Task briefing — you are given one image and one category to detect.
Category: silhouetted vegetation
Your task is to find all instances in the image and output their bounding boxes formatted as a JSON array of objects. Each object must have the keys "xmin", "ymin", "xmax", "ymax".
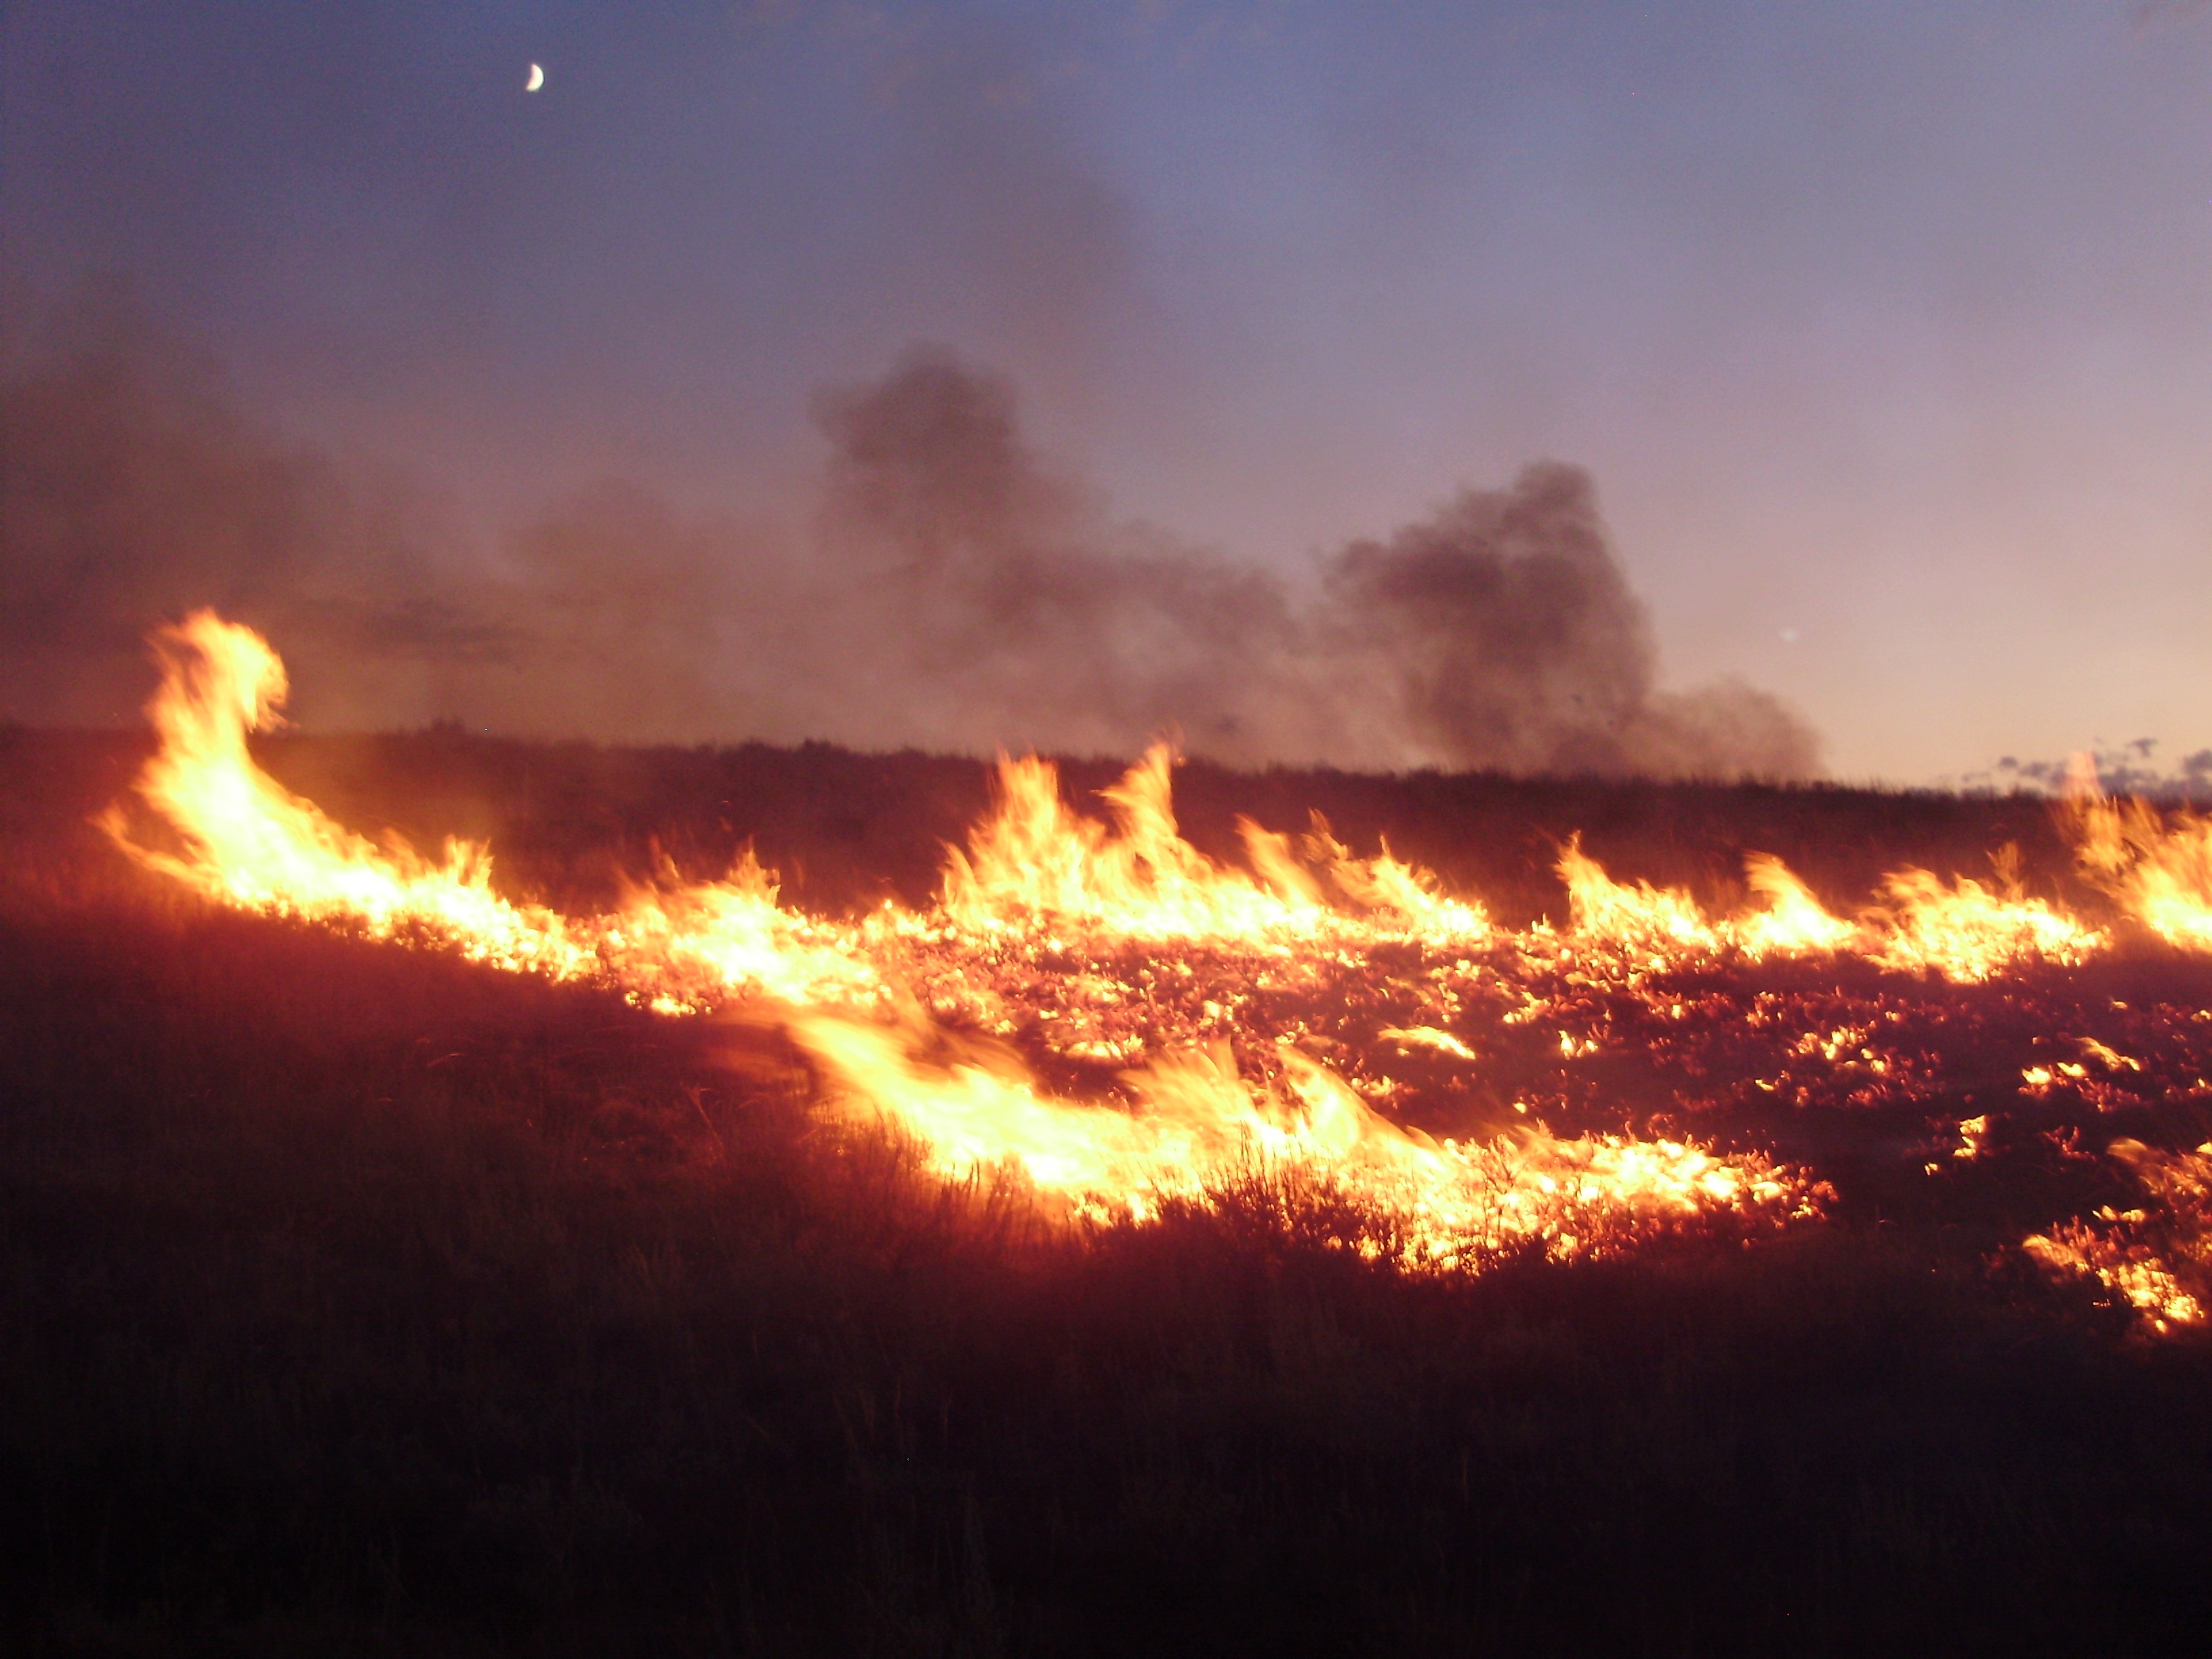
[
  {"xmin": 5, "ymin": 724, "xmax": 2125, "ymax": 922},
  {"xmin": 6, "ymin": 731, "xmax": 2211, "ymax": 1656}
]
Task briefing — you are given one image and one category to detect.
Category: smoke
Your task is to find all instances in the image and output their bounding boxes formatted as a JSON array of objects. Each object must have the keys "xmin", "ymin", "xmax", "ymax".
[
  {"xmin": 0, "ymin": 297, "xmax": 402, "ymax": 724},
  {"xmin": 1321, "ymin": 464, "xmax": 1814, "ymax": 777},
  {"xmin": 800, "ymin": 349, "xmax": 1319, "ymax": 759},
  {"xmin": 0, "ymin": 291, "xmax": 771, "ymax": 737},
  {"xmin": 1, "ymin": 309, "xmax": 1818, "ymax": 779},
  {"xmin": 1324, "ymin": 489, "xmax": 1818, "ymax": 777},
  {"xmin": 798, "ymin": 348, "xmax": 1818, "ymax": 776}
]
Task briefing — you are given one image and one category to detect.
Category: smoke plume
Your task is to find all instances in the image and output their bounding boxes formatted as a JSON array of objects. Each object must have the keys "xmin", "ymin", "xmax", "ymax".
[{"xmin": 2, "ymin": 313, "xmax": 1818, "ymax": 779}]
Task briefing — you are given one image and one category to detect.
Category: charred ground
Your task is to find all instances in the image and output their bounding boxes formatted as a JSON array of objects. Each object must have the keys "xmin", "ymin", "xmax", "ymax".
[{"xmin": 5, "ymin": 729, "xmax": 2212, "ymax": 1656}]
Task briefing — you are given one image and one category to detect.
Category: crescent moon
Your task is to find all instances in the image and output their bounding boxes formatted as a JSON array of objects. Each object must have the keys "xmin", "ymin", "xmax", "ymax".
[{"xmin": 525, "ymin": 62, "xmax": 544, "ymax": 91}]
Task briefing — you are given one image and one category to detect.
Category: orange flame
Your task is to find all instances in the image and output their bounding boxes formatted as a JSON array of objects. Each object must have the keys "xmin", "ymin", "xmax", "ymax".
[
  {"xmin": 1556, "ymin": 834, "xmax": 1717, "ymax": 956},
  {"xmin": 941, "ymin": 745, "xmax": 1490, "ymax": 947},
  {"xmin": 794, "ymin": 1011, "xmax": 1811, "ymax": 1263},
  {"xmin": 2067, "ymin": 790, "xmax": 2212, "ymax": 953},
  {"xmin": 104, "ymin": 611, "xmax": 880, "ymax": 1005},
  {"xmin": 1553, "ymin": 840, "xmax": 1860, "ymax": 964},
  {"xmin": 2023, "ymin": 1139, "xmax": 2212, "ymax": 1334},
  {"xmin": 1734, "ymin": 853, "xmax": 1858, "ymax": 958},
  {"xmin": 104, "ymin": 613, "xmax": 598, "ymax": 978},
  {"xmin": 98, "ymin": 614, "xmax": 1894, "ymax": 1269},
  {"xmin": 1864, "ymin": 854, "xmax": 2104, "ymax": 981}
]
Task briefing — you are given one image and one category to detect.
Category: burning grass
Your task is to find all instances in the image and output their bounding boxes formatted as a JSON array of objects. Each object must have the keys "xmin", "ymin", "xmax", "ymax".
[{"xmin": 7, "ymin": 615, "xmax": 2212, "ymax": 1653}]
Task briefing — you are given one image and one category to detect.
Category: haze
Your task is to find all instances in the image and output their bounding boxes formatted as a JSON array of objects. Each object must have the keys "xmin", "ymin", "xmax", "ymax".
[{"xmin": 5, "ymin": 2, "xmax": 2208, "ymax": 784}]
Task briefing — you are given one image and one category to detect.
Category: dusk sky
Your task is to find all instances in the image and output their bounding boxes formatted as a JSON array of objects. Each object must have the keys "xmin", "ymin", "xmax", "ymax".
[{"xmin": 5, "ymin": 1, "xmax": 2209, "ymax": 784}]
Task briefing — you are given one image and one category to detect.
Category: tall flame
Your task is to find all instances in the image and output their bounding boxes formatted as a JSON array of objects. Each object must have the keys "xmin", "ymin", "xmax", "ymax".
[
  {"xmin": 104, "ymin": 611, "xmax": 879, "ymax": 1005},
  {"xmin": 2068, "ymin": 790, "xmax": 2212, "ymax": 953},
  {"xmin": 106, "ymin": 613, "xmax": 598, "ymax": 978},
  {"xmin": 941, "ymin": 745, "xmax": 1491, "ymax": 947},
  {"xmin": 1735, "ymin": 853, "xmax": 1858, "ymax": 958},
  {"xmin": 1557, "ymin": 835, "xmax": 1717, "ymax": 957}
]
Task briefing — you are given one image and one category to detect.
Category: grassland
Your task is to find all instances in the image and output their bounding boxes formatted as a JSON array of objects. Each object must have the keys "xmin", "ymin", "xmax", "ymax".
[{"xmin": 5, "ymin": 728, "xmax": 2211, "ymax": 1656}]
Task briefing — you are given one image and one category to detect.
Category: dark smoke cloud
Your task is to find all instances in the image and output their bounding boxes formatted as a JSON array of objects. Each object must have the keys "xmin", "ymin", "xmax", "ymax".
[
  {"xmin": 1, "ymin": 308, "xmax": 1818, "ymax": 779},
  {"xmin": 800, "ymin": 350, "xmax": 1318, "ymax": 759},
  {"xmin": 800, "ymin": 348, "xmax": 1817, "ymax": 776},
  {"xmin": 1322, "ymin": 469, "xmax": 1818, "ymax": 777}
]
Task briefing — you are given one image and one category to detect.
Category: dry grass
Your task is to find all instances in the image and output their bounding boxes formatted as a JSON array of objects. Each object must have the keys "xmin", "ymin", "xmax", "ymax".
[{"xmin": 5, "ymin": 729, "xmax": 2212, "ymax": 1656}]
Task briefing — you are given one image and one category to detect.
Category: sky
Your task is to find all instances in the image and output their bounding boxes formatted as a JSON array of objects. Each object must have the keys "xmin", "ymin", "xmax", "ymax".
[{"xmin": 3, "ymin": 1, "xmax": 2209, "ymax": 784}]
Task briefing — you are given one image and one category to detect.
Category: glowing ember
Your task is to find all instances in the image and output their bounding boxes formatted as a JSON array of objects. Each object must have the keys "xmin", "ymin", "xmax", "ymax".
[{"xmin": 2024, "ymin": 1141, "xmax": 2212, "ymax": 1334}]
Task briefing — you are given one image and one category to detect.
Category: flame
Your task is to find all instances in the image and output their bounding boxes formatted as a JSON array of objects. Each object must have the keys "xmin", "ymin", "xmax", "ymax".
[
  {"xmin": 1556, "ymin": 835, "xmax": 1717, "ymax": 956},
  {"xmin": 597, "ymin": 853, "xmax": 884, "ymax": 1008},
  {"xmin": 1553, "ymin": 840, "xmax": 1858, "ymax": 963},
  {"xmin": 1735, "ymin": 853, "xmax": 1858, "ymax": 958},
  {"xmin": 104, "ymin": 611, "xmax": 878, "ymax": 1005},
  {"xmin": 943, "ymin": 745, "xmax": 1311, "ymax": 942},
  {"xmin": 104, "ymin": 614, "xmax": 2212, "ymax": 1326},
  {"xmin": 2023, "ymin": 1140, "xmax": 2212, "ymax": 1334},
  {"xmin": 1291, "ymin": 814, "xmax": 1494, "ymax": 941},
  {"xmin": 2067, "ymin": 790, "xmax": 2212, "ymax": 952},
  {"xmin": 104, "ymin": 613, "xmax": 598, "ymax": 978},
  {"xmin": 794, "ymin": 1011, "xmax": 1811, "ymax": 1263},
  {"xmin": 941, "ymin": 745, "xmax": 1490, "ymax": 947},
  {"xmin": 95, "ymin": 619, "xmax": 1805, "ymax": 1274},
  {"xmin": 1864, "ymin": 855, "xmax": 2105, "ymax": 981},
  {"xmin": 1549, "ymin": 831, "xmax": 2106, "ymax": 981}
]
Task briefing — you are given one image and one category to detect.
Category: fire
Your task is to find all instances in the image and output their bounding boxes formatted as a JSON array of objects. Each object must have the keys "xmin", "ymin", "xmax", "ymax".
[
  {"xmin": 103, "ymin": 613, "xmax": 599, "ymax": 980},
  {"xmin": 794, "ymin": 1010, "xmax": 1809, "ymax": 1264},
  {"xmin": 941, "ymin": 744, "xmax": 1490, "ymax": 947},
  {"xmin": 1556, "ymin": 835, "xmax": 1717, "ymax": 958},
  {"xmin": 105, "ymin": 613, "xmax": 2212, "ymax": 1302},
  {"xmin": 1547, "ymin": 836, "xmax": 2093, "ymax": 981},
  {"xmin": 1864, "ymin": 859, "xmax": 2106, "ymax": 982},
  {"xmin": 2068, "ymin": 791, "xmax": 2212, "ymax": 952},
  {"xmin": 2024, "ymin": 1141, "xmax": 2212, "ymax": 1334},
  {"xmin": 1553, "ymin": 838, "xmax": 1868, "ymax": 967},
  {"xmin": 104, "ymin": 612, "xmax": 880, "ymax": 1005},
  {"xmin": 1735, "ymin": 853, "xmax": 1858, "ymax": 958}
]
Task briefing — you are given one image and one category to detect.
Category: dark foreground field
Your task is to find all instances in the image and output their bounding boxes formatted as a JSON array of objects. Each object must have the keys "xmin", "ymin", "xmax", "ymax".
[{"xmin": 6, "ymin": 729, "xmax": 2212, "ymax": 1656}]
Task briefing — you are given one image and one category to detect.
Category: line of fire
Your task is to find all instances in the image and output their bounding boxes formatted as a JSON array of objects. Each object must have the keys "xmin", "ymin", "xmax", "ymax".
[{"xmin": 100, "ymin": 611, "xmax": 2212, "ymax": 1330}]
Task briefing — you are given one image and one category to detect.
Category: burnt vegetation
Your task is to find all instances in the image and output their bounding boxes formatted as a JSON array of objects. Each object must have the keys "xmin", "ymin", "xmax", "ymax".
[{"xmin": 7, "ymin": 728, "xmax": 2212, "ymax": 1657}]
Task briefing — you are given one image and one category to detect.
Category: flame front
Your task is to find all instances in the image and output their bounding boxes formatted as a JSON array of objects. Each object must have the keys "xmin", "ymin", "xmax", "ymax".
[
  {"xmin": 793, "ymin": 1012, "xmax": 1805, "ymax": 1263},
  {"xmin": 1545, "ymin": 835, "xmax": 2098, "ymax": 981},
  {"xmin": 105, "ymin": 613, "xmax": 599, "ymax": 979},
  {"xmin": 105, "ymin": 613, "xmax": 878, "ymax": 1004},
  {"xmin": 2069, "ymin": 791, "xmax": 2212, "ymax": 954},
  {"xmin": 100, "ymin": 614, "xmax": 2212, "ymax": 1292},
  {"xmin": 941, "ymin": 744, "xmax": 1491, "ymax": 948}
]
